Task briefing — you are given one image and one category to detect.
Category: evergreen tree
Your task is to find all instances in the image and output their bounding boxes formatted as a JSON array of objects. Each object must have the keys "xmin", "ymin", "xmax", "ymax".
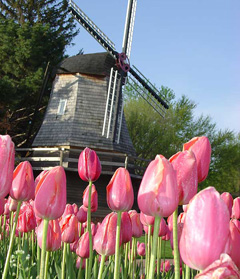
[{"xmin": 0, "ymin": 0, "xmax": 78, "ymax": 146}]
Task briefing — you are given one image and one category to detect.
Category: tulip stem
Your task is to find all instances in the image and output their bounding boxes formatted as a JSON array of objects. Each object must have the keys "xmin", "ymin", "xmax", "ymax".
[
  {"xmin": 157, "ymin": 236, "xmax": 162, "ymax": 279},
  {"xmin": 61, "ymin": 242, "xmax": 67, "ymax": 279},
  {"xmin": 147, "ymin": 224, "xmax": 152, "ymax": 276},
  {"xmin": 114, "ymin": 211, "xmax": 122, "ymax": 279},
  {"xmin": 173, "ymin": 207, "xmax": 180, "ymax": 279},
  {"xmin": 148, "ymin": 216, "xmax": 161, "ymax": 279},
  {"xmin": 44, "ymin": 251, "xmax": 50, "ymax": 279},
  {"xmin": 39, "ymin": 218, "xmax": 49, "ymax": 279},
  {"xmin": 2, "ymin": 201, "xmax": 22, "ymax": 279},
  {"xmin": 98, "ymin": 254, "xmax": 106, "ymax": 279},
  {"xmin": 185, "ymin": 265, "xmax": 190, "ymax": 279},
  {"xmin": 87, "ymin": 181, "xmax": 93, "ymax": 279}
]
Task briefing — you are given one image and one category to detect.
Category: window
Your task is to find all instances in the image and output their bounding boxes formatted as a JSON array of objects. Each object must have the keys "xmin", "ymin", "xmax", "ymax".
[{"xmin": 57, "ymin": 99, "xmax": 67, "ymax": 115}]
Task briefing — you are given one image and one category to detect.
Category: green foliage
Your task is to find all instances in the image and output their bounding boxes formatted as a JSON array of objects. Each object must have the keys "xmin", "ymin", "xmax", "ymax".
[
  {"xmin": 124, "ymin": 83, "xmax": 240, "ymax": 194},
  {"xmin": 0, "ymin": 0, "xmax": 78, "ymax": 146}
]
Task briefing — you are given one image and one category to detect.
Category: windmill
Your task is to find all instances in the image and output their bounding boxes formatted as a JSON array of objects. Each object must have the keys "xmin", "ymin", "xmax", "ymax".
[
  {"xmin": 28, "ymin": 0, "xmax": 169, "ymax": 214},
  {"xmin": 67, "ymin": 0, "xmax": 169, "ymax": 143}
]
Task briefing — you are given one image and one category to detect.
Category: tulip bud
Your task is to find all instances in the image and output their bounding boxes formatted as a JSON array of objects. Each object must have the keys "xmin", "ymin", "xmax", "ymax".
[
  {"xmin": 94, "ymin": 212, "xmax": 120, "ymax": 256},
  {"xmin": 0, "ymin": 135, "xmax": 15, "ymax": 199},
  {"xmin": 17, "ymin": 202, "xmax": 36, "ymax": 233},
  {"xmin": 137, "ymin": 242, "xmax": 145, "ymax": 256},
  {"xmin": 183, "ymin": 136, "xmax": 211, "ymax": 183},
  {"xmin": 8, "ymin": 196, "xmax": 18, "ymax": 212},
  {"xmin": 162, "ymin": 227, "xmax": 171, "ymax": 241},
  {"xmin": 60, "ymin": 214, "xmax": 79, "ymax": 243},
  {"xmin": 76, "ymin": 257, "xmax": 86, "ymax": 270},
  {"xmin": 34, "ymin": 170, "xmax": 48, "ymax": 188},
  {"xmin": 121, "ymin": 212, "xmax": 132, "ymax": 244},
  {"xmin": 228, "ymin": 219, "xmax": 240, "ymax": 269},
  {"xmin": 231, "ymin": 197, "xmax": 240, "ymax": 219},
  {"xmin": 138, "ymin": 155, "xmax": 178, "ymax": 218},
  {"xmin": 72, "ymin": 203, "xmax": 79, "ymax": 215},
  {"xmin": 36, "ymin": 219, "xmax": 61, "ymax": 251},
  {"xmin": 10, "ymin": 161, "xmax": 35, "ymax": 201},
  {"xmin": 129, "ymin": 210, "xmax": 143, "ymax": 238},
  {"xmin": 161, "ymin": 260, "xmax": 171, "ymax": 273},
  {"xmin": 0, "ymin": 198, "xmax": 4, "ymax": 215},
  {"xmin": 78, "ymin": 147, "xmax": 101, "ymax": 182},
  {"xmin": 158, "ymin": 218, "xmax": 168, "ymax": 237},
  {"xmin": 169, "ymin": 150, "xmax": 198, "ymax": 205},
  {"xmin": 76, "ymin": 205, "xmax": 87, "ymax": 223},
  {"xmin": 76, "ymin": 231, "xmax": 90, "ymax": 258},
  {"xmin": 195, "ymin": 254, "xmax": 240, "ymax": 279},
  {"xmin": 83, "ymin": 184, "xmax": 98, "ymax": 212},
  {"xmin": 179, "ymin": 187, "xmax": 230, "ymax": 271},
  {"xmin": 34, "ymin": 166, "xmax": 66, "ymax": 220},
  {"xmin": 221, "ymin": 192, "xmax": 233, "ymax": 216},
  {"xmin": 106, "ymin": 167, "xmax": 134, "ymax": 212},
  {"xmin": 140, "ymin": 212, "xmax": 155, "ymax": 226}
]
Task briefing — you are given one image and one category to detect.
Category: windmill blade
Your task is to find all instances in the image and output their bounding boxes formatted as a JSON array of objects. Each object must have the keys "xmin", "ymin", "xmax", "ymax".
[
  {"xmin": 68, "ymin": 0, "xmax": 117, "ymax": 58},
  {"xmin": 128, "ymin": 65, "xmax": 169, "ymax": 117},
  {"xmin": 122, "ymin": 0, "xmax": 137, "ymax": 58},
  {"xmin": 102, "ymin": 67, "xmax": 122, "ymax": 141},
  {"xmin": 129, "ymin": 65, "xmax": 169, "ymax": 110}
]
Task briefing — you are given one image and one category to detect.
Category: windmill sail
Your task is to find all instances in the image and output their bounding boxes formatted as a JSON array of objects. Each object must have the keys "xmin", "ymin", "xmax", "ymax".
[{"xmin": 68, "ymin": 0, "xmax": 169, "ymax": 143}]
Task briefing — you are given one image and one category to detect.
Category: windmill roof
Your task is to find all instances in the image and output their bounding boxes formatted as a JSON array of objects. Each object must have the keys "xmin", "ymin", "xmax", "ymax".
[{"xmin": 55, "ymin": 52, "xmax": 116, "ymax": 76}]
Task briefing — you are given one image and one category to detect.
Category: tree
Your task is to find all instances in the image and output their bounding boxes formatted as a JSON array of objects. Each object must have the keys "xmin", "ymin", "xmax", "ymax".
[
  {"xmin": 0, "ymin": 0, "xmax": 78, "ymax": 146},
  {"xmin": 124, "ymin": 84, "xmax": 240, "ymax": 194}
]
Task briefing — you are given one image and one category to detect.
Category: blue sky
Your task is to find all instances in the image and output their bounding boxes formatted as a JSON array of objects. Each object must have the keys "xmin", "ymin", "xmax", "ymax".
[{"xmin": 66, "ymin": 0, "xmax": 240, "ymax": 134}]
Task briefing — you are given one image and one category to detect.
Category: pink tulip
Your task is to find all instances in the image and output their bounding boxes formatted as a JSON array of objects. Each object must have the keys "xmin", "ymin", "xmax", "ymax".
[
  {"xmin": 228, "ymin": 219, "xmax": 240, "ymax": 268},
  {"xmin": 161, "ymin": 260, "xmax": 171, "ymax": 273},
  {"xmin": 3, "ymin": 201, "xmax": 10, "ymax": 218},
  {"xmin": 8, "ymin": 196, "xmax": 18, "ymax": 212},
  {"xmin": 34, "ymin": 166, "xmax": 66, "ymax": 220},
  {"xmin": 140, "ymin": 211, "xmax": 155, "ymax": 226},
  {"xmin": 70, "ymin": 238, "xmax": 80, "ymax": 253},
  {"xmin": 129, "ymin": 210, "xmax": 143, "ymax": 238},
  {"xmin": 76, "ymin": 257, "xmax": 86, "ymax": 269},
  {"xmin": 121, "ymin": 212, "xmax": 132, "ymax": 243},
  {"xmin": 182, "ymin": 204, "xmax": 189, "ymax": 212},
  {"xmin": 177, "ymin": 212, "xmax": 186, "ymax": 224},
  {"xmin": 158, "ymin": 218, "xmax": 168, "ymax": 237},
  {"xmin": 167, "ymin": 214, "xmax": 173, "ymax": 232},
  {"xmin": 0, "ymin": 198, "xmax": 4, "ymax": 215},
  {"xmin": 17, "ymin": 202, "xmax": 36, "ymax": 233},
  {"xmin": 221, "ymin": 192, "xmax": 233, "ymax": 217},
  {"xmin": 94, "ymin": 212, "xmax": 120, "ymax": 256},
  {"xmin": 34, "ymin": 170, "xmax": 48, "ymax": 188},
  {"xmin": 231, "ymin": 197, "xmax": 240, "ymax": 219},
  {"xmin": 195, "ymin": 254, "xmax": 240, "ymax": 279},
  {"xmin": 62, "ymin": 204, "xmax": 74, "ymax": 217},
  {"xmin": 138, "ymin": 155, "xmax": 178, "ymax": 217},
  {"xmin": 137, "ymin": 241, "xmax": 146, "ymax": 256},
  {"xmin": 183, "ymin": 136, "xmax": 211, "ymax": 183},
  {"xmin": 83, "ymin": 184, "xmax": 98, "ymax": 212},
  {"xmin": 72, "ymin": 203, "xmax": 78, "ymax": 215},
  {"xmin": 36, "ymin": 219, "xmax": 61, "ymax": 251},
  {"xmin": 60, "ymin": 214, "xmax": 79, "ymax": 243},
  {"xmin": 0, "ymin": 135, "xmax": 15, "ymax": 199},
  {"xmin": 162, "ymin": 227, "xmax": 171, "ymax": 241},
  {"xmin": 179, "ymin": 187, "xmax": 230, "ymax": 271},
  {"xmin": 76, "ymin": 231, "xmax": 90, "ymax": 258},
  {"xmin": 10, "ymin": 161, "xmax": 35, "ymax": 201},
  {"xmin": 106, "ymin": 167, "xmax": 134, "ymax": 212},
  {"xmin": 76, "ymin": 205, "xmax": 88, "ymax": 223},
  {"xmin": 78, "ymin": 147, "xmax": 101, "ymax": 182},
  {"xmin": 169, "ymin": 150, "xmax": 198, "ymax": 205}
]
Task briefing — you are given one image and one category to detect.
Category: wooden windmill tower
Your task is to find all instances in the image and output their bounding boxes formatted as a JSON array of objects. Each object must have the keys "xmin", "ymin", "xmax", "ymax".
[{"xmin": 29, "ymin": 0, "xmax": 169, "ymax": 217}]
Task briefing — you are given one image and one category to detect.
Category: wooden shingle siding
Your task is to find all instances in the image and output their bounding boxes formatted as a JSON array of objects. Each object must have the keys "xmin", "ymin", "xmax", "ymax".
[{"xmin": 33, "ymin": 53, "xmax": 136, "ymax": 156}]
